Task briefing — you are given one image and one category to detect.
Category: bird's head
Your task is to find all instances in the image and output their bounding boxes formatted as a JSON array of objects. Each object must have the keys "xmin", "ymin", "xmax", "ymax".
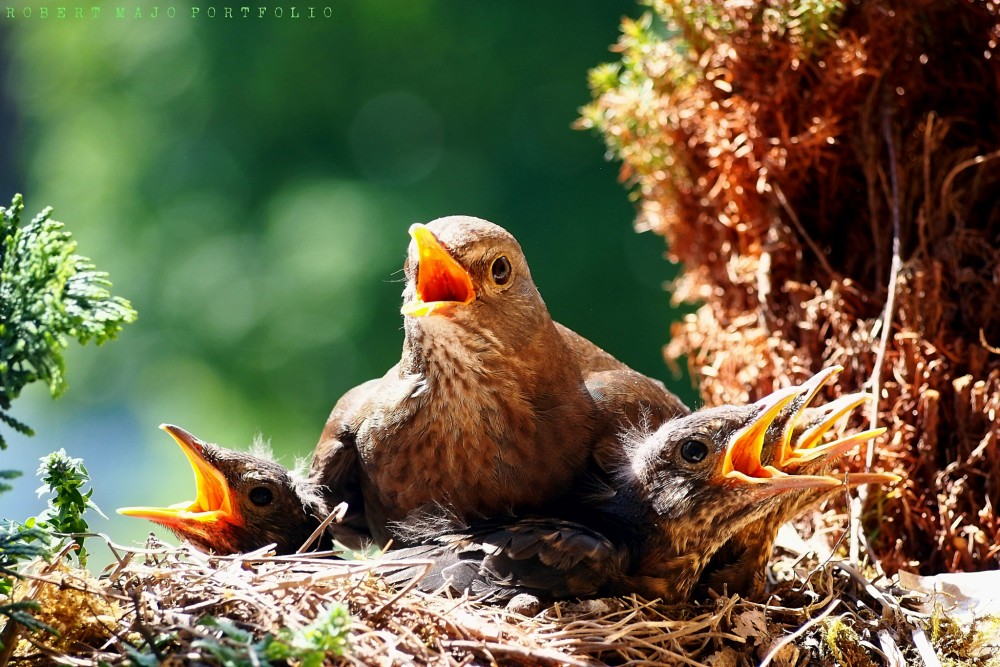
[
  {"xmin": 400, "ymin": 216, "xmax": 548, "ymax": 338},
  {"xmin": 118, "ymin": 424, "xmax": 328, "ymax": 555},
  {"xmin": 624, "ymin": 378, "xmax": 898, "ymax": 522}
]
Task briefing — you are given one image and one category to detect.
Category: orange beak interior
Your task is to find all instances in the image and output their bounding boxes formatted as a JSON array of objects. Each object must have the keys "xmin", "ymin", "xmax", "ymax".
[
  {"xmin": 772, "ymin": 366, "xmax": 844, "ymax": 465},
  {"xmin": 722, "ymin": 385, "xmax": 831, "ymax": 490},
  {"xmin": 117, "ymin": 424, "xmax": 241, "ymax": 530},
  {"xmin": 782, "ymin": 393, "xmax": 884, "ymax": 467},
  {"xmin": 401, "ymin": 223, "xmax": 476, "ymax": 317},
  {"xmin": 721, "ymin": 384, "xmax": 860, "ymax": 492},
  {"xmin": 769, "ymin": 368, "xmax": 890, "ymax": 472},
  {"xmin": 722, "ymin": 369, "xmax": 901, "ymax": 490}
]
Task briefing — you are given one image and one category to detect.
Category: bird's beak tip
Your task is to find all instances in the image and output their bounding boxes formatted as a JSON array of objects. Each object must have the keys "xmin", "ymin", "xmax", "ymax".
[
  {"xmin": 120, "ymin": 425, "xmax": 241, "ymax": 532},
  {"xmin": 159, "ymin": 423, "xmax": 203, "ymax": 448},
  {"xmin": 408, "ymin": 222, "xmax": 429, "ymax": 241},
  {"xmin": 400, "ymin": 300, "xmax": 440, "ymax": 318}
]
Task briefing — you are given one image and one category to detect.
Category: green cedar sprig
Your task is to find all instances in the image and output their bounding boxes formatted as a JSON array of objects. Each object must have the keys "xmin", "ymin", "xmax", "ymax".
[
  {"xmin": 26, "ymin": 449, "xmax": 106, "ymax": 567},
  {"xmin": 0, "ymin": 193, "xmax": 137, "ymax": 450},
  {"xmin": 0, "ymin": 522, "xmax": 49, "ymax": 596},
  {"xmin": 0, "ymin": 469, "xmax": 20, "ymax": 495},
  {"xmin": 0, "ymin": 522, "xmax": 54, "ymax": 642}
]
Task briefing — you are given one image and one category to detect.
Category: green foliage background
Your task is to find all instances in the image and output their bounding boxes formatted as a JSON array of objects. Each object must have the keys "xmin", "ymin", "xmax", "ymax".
[{"xmin": 0, "ymin": 1, "xmax": 693, "ymax": 555}]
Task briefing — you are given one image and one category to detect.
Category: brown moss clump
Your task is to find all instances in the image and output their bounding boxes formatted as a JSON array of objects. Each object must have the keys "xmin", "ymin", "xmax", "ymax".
[
  {"xmin": 824, "ymin": 618, "xmax": 878, "ymax": 667},
  {"xmin": 581, "ymin": 0, "xmax": 1000, "ymax": 575},
  {"xmin": 927, "ymin": 604, "xmax": 1000, "ymax": 667},
  {"xmin": 2, "ymin": 559, "xmax": 121, "ymax": 659}
]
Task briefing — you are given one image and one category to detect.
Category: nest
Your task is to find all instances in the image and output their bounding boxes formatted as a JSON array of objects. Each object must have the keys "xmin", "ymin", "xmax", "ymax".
[
  {"xmin": 3, "ymin": 532, "xmax": 996, "ymax": 666},
  {"xmin": 580, "ymin": 0, "xmax": 1000, "ymax": 574}
]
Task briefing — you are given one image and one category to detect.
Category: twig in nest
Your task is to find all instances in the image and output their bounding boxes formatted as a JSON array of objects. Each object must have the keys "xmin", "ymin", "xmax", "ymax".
[
  {"xmin": 867, "ymin": 103, "xmax": 904, "ymax": 470},
  {"xmin": 758, "ymin": 599, "xmax": 840, "ymax": 667},
  {"xmin": 371, "ymin": 559, "xmax": 436, "ymax": 619},
  {"xmin": 853, "ymin": 103, "xmax": 904, "ymax": 568},
  {"xmin": 298, "ymin": 501, "xmax": 348, "ymax": 554},
  {"xmin": 878, "ymin": 628, "xmax": 908, "ymax": 667},
  {"xmin": 979, "ymin": 329, "xmax": 1000, "ymax": 355},
  {"xmin": 123, "ymin": 587, "xmax": 166, "ymax": 664},
  {"xmin": 939, "ymin": 147, "xmax": 1000, "ymax": 220},
  {"xmin": 912, "ymin": 626, "xmax": 944, "ymax": 667},
  {"xmin": 919, "ymin": 112, "xmax": 935, "ymax": 257},
  {"xmin": 833, "ymin": 560, "xmax": 897, "ymax": 622},
  {"xmin": 445, "ymin": 640, "xmax": 593, "ymax": 667}
]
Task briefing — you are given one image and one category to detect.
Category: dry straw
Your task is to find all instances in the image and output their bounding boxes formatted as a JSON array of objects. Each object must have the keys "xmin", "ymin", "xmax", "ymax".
[{"xmin": 4, "ymin": 532, "xmax": 996, "ymax": 665}]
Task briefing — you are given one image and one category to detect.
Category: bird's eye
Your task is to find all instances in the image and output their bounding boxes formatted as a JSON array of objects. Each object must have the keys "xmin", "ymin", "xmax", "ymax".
[
  {"xmin": 490, "ymin": 256, "xmax": 512, "ymax": 285},
  {"xmin": 680, "ymin": 439, "xmax": 709, "ymax": 464},
  {"xmin": 249, "ymin": 486, "xmax": 273, "ymax": 507}
]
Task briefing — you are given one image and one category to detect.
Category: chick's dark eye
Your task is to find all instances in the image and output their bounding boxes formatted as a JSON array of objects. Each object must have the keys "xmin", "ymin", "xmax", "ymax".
[
  {"xmin": 248, "ymin": 486, "xmax": 273, "ymax": 507},
  {"xmin": 680, "ymin": 439, "xmax": 709, "ymax": 464},
  {"xmin": 491, "ymin": 256, "xmax": 512, "ymax": 285}
]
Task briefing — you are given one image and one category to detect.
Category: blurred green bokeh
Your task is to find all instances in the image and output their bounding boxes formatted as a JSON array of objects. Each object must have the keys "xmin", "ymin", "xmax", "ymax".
[{"xmin": 0, "ymin": 1, "xmax": 694, "ymax": 558}]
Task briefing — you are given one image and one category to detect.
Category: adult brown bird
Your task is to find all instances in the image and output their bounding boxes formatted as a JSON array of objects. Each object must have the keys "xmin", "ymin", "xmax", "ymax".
[
  {"xmin": 311, "ymin": 216, "xmax": 687, "ymax": 548},
  {"xmin": 383, "ymin": 376, "xmax": 898, "ymax": 603},
  {"xmin": 698, "ymin": 366, "xmax": 893, "ymax": 598},
  {"xmin": 118, "ymin": 424, "xmax": 329, "ymax": 555}
]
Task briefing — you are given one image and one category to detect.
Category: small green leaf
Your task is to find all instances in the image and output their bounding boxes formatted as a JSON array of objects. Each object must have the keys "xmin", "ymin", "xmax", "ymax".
[{"xmin": 26, "ymin": 449, "xmax": 102, "ymax": 566}]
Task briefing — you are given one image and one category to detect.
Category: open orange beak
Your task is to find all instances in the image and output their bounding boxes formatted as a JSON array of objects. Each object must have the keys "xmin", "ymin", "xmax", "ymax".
[
  {"xmin": 722, "ymin": 385, "xmax": 839, "ymax": 491},
  {"xmin": 781, "ymin": 393, "xmax": 884, "ymax": 468},
  {"xmin": 401, "ymin": 223, "xmax": 476, "ymax": 318},
  {"xmin": 721, "ymin": 381, "xmax": 899, "ymax": 491},
  {"xmin": 767, "ymin": 367, "xmax": 893, "ymax": 482},
  {"xmin": 770, "ymin": 366, "xmax": 845, "ymax": 466},
  {"xmin": 117, "ymin": 424, "xmax": 242, "ymax": 532}
]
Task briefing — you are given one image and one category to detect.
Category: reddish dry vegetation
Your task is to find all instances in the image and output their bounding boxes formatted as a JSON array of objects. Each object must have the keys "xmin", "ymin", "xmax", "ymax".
[{"xmin": 582, "ymin": 0, "xmax": 1000, "ymax": 574}]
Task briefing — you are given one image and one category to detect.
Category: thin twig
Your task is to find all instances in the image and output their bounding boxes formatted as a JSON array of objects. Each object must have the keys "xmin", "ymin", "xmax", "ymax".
[
  {"xmin": 444, "ymin": 640, "xmax": 594, "ymax": 667},
  {"xmin": 939, "ymin": 148, "xmax": 1000, "ymax": 216},
  {"xmin": 867, "ymin": 105, "xmax": 903, "ymax": 469},
  {"xmin": 853, "ymin": 105, "xmax": 904, "ymax": 567},
  {"xmin": 834, "ymin": 561, "xmax": 897, "ymax": 621},
  {"xmin": 912, "ymin": 627, "xmax": 944, "ymax": 667},
  {"xmin": 298, "ymin": 502, "xmax": 348, "ymax": 554},
  {"xmin": 372, "ymin": 559, "xmax": 436, "ymax": 619},
  {"xmin": 758, "ymin": 599, "xmax": 841, "ymax": 667},
  {"xmin": 125, "ymin": 587, "xmax": 167, "ymax": 664},
  {"xmin": 919, "ymin": 112, "xmax": 935, "ymax": 257}
]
